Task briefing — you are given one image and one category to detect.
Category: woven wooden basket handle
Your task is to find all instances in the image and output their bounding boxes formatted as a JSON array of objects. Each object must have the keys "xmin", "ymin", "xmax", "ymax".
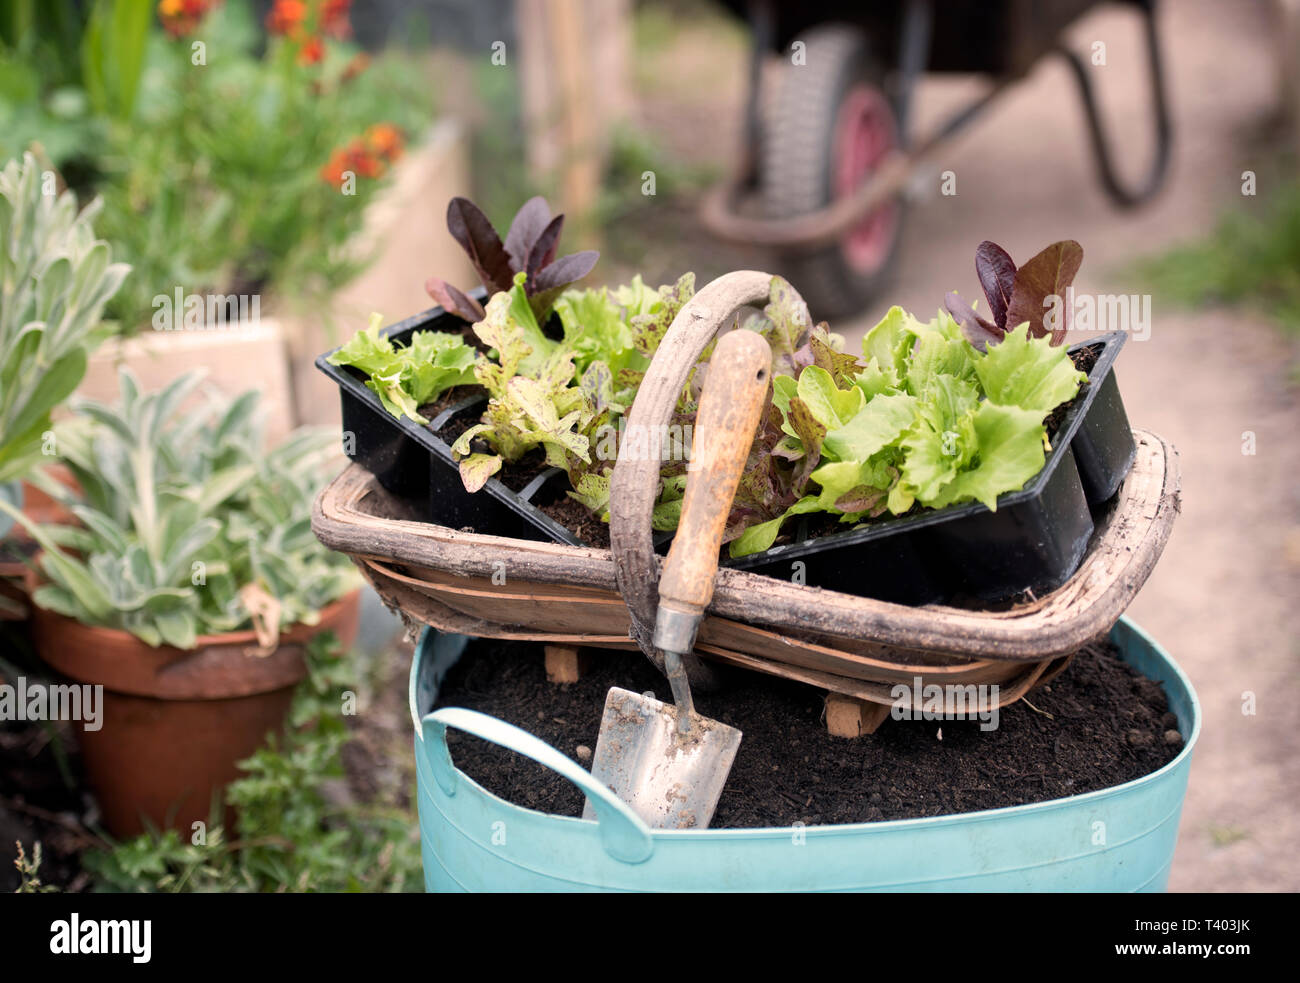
[{"xmin": 609, "ymin": 270, "xmax": 792, "ymax": 682}]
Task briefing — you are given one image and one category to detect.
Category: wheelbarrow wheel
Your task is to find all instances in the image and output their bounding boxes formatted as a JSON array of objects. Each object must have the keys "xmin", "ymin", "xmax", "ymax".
[{"xmin": 760, "ymin": 23, "xmax": 903, "ymax": 320}]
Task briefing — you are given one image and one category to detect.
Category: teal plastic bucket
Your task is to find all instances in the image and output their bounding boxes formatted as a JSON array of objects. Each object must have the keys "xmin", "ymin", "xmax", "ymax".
[{"xmin": 411, "ymin": 617, "xmax": 1200, "ymax": 892}]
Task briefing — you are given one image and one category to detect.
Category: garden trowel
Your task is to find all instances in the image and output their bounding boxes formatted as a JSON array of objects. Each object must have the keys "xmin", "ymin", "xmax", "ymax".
[{"xmin": 584, "ymin": 328, "xmax": 772, "ymax": 829}]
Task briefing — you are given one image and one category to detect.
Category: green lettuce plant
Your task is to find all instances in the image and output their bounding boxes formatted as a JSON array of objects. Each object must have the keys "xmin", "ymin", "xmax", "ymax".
[
  {"xmin": 729, "ymin": 305, "xmax": 1086, "ymax": 556},
  {"xmin": 450, "ymin": 271, "xmax": 694, "ymax": 509},
  {"xmin": 326, "ymin": 312, "xmax": 477, "ymax": 423},
  {"xmin": 0, "ymin": 369, "xmax": 358, "ymax": 648},
  {"xmin": 0, "ymin": 151, "xmax": 129, "ymax": 484},
  {"xmin": 334, "ymin": 209, "xmax": 1090, "ymax": 557}
]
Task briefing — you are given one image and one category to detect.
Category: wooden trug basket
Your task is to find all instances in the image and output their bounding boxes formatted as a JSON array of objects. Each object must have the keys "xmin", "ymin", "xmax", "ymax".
[{"xmin": 312, "ymin": 272, "xmax": 1180, "ymax": 721}]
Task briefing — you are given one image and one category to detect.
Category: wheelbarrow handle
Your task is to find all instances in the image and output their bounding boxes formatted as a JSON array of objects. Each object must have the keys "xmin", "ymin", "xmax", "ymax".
[
  {"xmin": 421, "ymin": 706, "xmax": 655, "ymax": 865},
  {"xmin": 1057, "ymin": 0, "xmax": 1172, "ymax": 208}
]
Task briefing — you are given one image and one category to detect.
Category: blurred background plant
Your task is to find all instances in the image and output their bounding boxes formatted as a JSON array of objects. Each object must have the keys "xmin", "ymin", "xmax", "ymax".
[
  {"xmin": 0, "ymin": 0, "xmax": 434, "ymax": 332},
  {"xmin": 80, "ymin": 632, "xmax": 423, "ymax": 893},
  {"xmin": 0, "ymin": 0, "xmax": 144, "ymax": 188},
  {"xmin": 0, "ymin": 152, "xmax": 128, "ymax": 487},
  {"xmin": 1138, "ymin": 180, "xmax": 1300, "ymax": 339},
  {"xmin": 1, "ymin": 369, "xmax": 359, "ymax": 648}
]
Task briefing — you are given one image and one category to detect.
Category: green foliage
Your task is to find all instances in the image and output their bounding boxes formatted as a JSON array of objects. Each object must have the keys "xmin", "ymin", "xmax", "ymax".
[
  {"xmin": 728, "ymin": 306, "xmax": 1086, "ymax": 557},
  {"xmin": 0, "ymin": 1, "xmax": 149, "ymax": 128},
  {"xmin": 592, "ymin": 123, "xmax": 717, "ymax": 242},
  {"xmin": 327, "ymin": 312, "xmax": 477, "ymax": 423},
  {"xmin": 83, "ymin": 633, "xmax": 424, "ymax": 893},
  {"xmin": 13, "ymin": 840, "xmax": 59, "ymax": 893},
  {"xmin": 451, "ymin": 271, "xmax": 693, "ymax": 513},
  {"xmin": 451, "ymin": 276, "xmax": 593, "ymax": 492},
  {"xmin": 79, "ymin": 0, "xmax": 150, "ymax": 123},
  {"xmin": 0, "ymin": 62, "xmax": 106, "ymax": 176},
  {"xmin": 1136, "ymin": 180, "xmax": 1300, "ymax": 335},
  {"xmin": 340, "ymin": 249, "xmax": 1085, "ymax": 555},
  {"xmin": 1, "ymin": 0, "xmax": 435, "ymax": 330},
  {"xmin": 0, "ymin": 369, "xmax": 358, "ymax": 646},
  {"xmin": 0, "ymin": 151, "xmax": 128, "ymax": 483},
  {"xmin": 973, "ymin": 322, "xmax": 1089, "ymax": 416},
  {"xmin": 0, "ymin": 1, "xmax": 140, "ymax": 173},
  {"xmin": 101, "ymin": 2, "xmax": 433, "ymax": 329}
]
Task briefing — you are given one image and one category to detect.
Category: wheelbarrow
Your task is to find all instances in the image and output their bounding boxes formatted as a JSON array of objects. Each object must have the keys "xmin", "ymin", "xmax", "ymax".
[{"xmin": 701, "ymin": 0, "xmax": 1173, "ymax": 317}]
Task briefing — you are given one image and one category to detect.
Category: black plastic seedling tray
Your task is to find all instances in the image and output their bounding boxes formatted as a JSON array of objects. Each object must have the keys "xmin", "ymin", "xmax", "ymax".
[
  {"xmin": 728, "ymin": 331, "xmax": 1136, "ymax": 603},
  {"xmin": 316, "ymin": 299, "xmax": 585, "ymax": 548},
  {"xmin": 318, "ymin": 303, "xmax": 1135, "ymax": 606}
]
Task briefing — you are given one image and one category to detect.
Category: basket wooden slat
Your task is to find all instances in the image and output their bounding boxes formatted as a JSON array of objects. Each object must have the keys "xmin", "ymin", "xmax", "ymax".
[
  {"xmin": 359, "ymin": 555, "xmax": 1037, "ymax": 686},
  {"xmin": 345, "ymin": 552, "xmax": 1064, "ymax": 710}
]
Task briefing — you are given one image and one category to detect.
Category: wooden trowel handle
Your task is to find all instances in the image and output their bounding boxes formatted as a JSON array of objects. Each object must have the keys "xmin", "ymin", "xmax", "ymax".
[{"xmin": 656, "ymin": 329, "xmax": 772, "ymax": 644}]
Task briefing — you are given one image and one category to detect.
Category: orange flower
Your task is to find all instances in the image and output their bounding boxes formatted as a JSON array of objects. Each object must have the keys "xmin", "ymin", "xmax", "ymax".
[
  {"xmin": 321, "ymin": 0, "xmax": 353, "ymax": 40},
  {"xmin": 158, "ymin": 0, "xmax": 218, "ymax": 38},
  {"xmin": 346, "ymin": 139, "xmax": 385, "ymax": 179},
  {"xmin": 365, "ymin": 123, "xmax": 404, "ymax": 163},
  {"xmin": 320, "ymin": 149, "xmax": 350, "ymax": 188},
  {"xmin": 320, "ymin": 137, "xmax": 388, "ymax": 189},
  {"xmin": 268, "ymin": 0, "xmax": 348, "ymax": 42},
  {"xmin": 297, "ymin": 35, "xmax": 324, "ymax": 65},
  {"xmin": 266, "ymin": 0, "xmax": 308, "ymax": 35}
]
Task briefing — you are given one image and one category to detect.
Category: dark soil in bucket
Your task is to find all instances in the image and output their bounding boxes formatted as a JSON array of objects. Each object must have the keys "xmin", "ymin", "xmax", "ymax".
[{"xmin": 435, "ymin": 638, "xmax": 1183, "ymax": 828}]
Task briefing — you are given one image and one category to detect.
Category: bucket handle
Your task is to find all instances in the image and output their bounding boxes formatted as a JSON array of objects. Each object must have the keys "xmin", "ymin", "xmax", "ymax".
[
  {"xmin": 608, "ymin": 270, "xmax": 794, "ymax": 682},
  {"xmin": 422, "ymin": 706, "xmax": 655, "ymax": 865}
]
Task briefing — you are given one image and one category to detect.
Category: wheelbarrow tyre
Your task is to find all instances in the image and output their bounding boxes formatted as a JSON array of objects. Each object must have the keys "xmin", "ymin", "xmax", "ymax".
[{"xmin": 759, "ymin": 23, "xmax": 904, "ymax": 320}]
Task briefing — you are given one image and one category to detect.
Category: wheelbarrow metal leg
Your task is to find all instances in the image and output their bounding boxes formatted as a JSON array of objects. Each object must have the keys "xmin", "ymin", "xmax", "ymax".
[
  {"xmin": 895, "ymin": 0, "xmax": 934, "ymax": 144},
  {"xmin": 1059, "ymin": 0, "xmax": 1173, "ymax": 208}
]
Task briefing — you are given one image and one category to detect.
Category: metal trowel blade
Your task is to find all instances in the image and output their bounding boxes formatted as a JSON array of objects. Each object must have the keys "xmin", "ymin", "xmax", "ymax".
[{"xmin": 581, "ymin": 686, "xmax": 740, "ymax": 830}]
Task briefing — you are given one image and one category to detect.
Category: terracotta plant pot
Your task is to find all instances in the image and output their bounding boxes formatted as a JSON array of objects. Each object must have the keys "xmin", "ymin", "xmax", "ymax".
[{"xmin": 30, "ymin": 589, "xmax": 361, "ymax": 838}]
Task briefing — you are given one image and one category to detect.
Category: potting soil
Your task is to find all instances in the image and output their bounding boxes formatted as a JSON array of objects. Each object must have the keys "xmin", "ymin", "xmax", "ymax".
[{"xmin": 435, "ymin": 636, "xmax": 1182, "ymax": 828}]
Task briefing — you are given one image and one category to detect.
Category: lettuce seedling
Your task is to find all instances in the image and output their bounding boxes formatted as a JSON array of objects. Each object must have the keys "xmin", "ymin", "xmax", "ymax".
[
  {"xmin": 451, "ymin": 275, "xmax": 591, "ymax": 491},
  {"xmin": 729, "ymin": 306, "xmax": 1086, "ymax": 557},
  {"xmin": 452, "ymin": 272, "xmax": 697, "ymax": 510},
  {"xmin": 554, "ymin": 274, "xmax": 656, "ymax": 386},
  {"xmin": 945, "ymin": 239, "xmax": 1083, "ymax": 350},
  {"xmin": 425, "ymin": 196, "xmax": 598, "ymax": 323},
  {"xmin": 327, "ymin": 312, "xmax": 477, "ymax": 423}
]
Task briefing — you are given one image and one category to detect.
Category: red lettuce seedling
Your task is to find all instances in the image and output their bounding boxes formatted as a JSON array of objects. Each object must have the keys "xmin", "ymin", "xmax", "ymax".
[
  {"xmin": 425, "ymin": 195, "xmax": 599, "ymax": 324},
  {"xmin": 945, "ymin": 239, "xmax": 1083, "ymax": 350}
]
